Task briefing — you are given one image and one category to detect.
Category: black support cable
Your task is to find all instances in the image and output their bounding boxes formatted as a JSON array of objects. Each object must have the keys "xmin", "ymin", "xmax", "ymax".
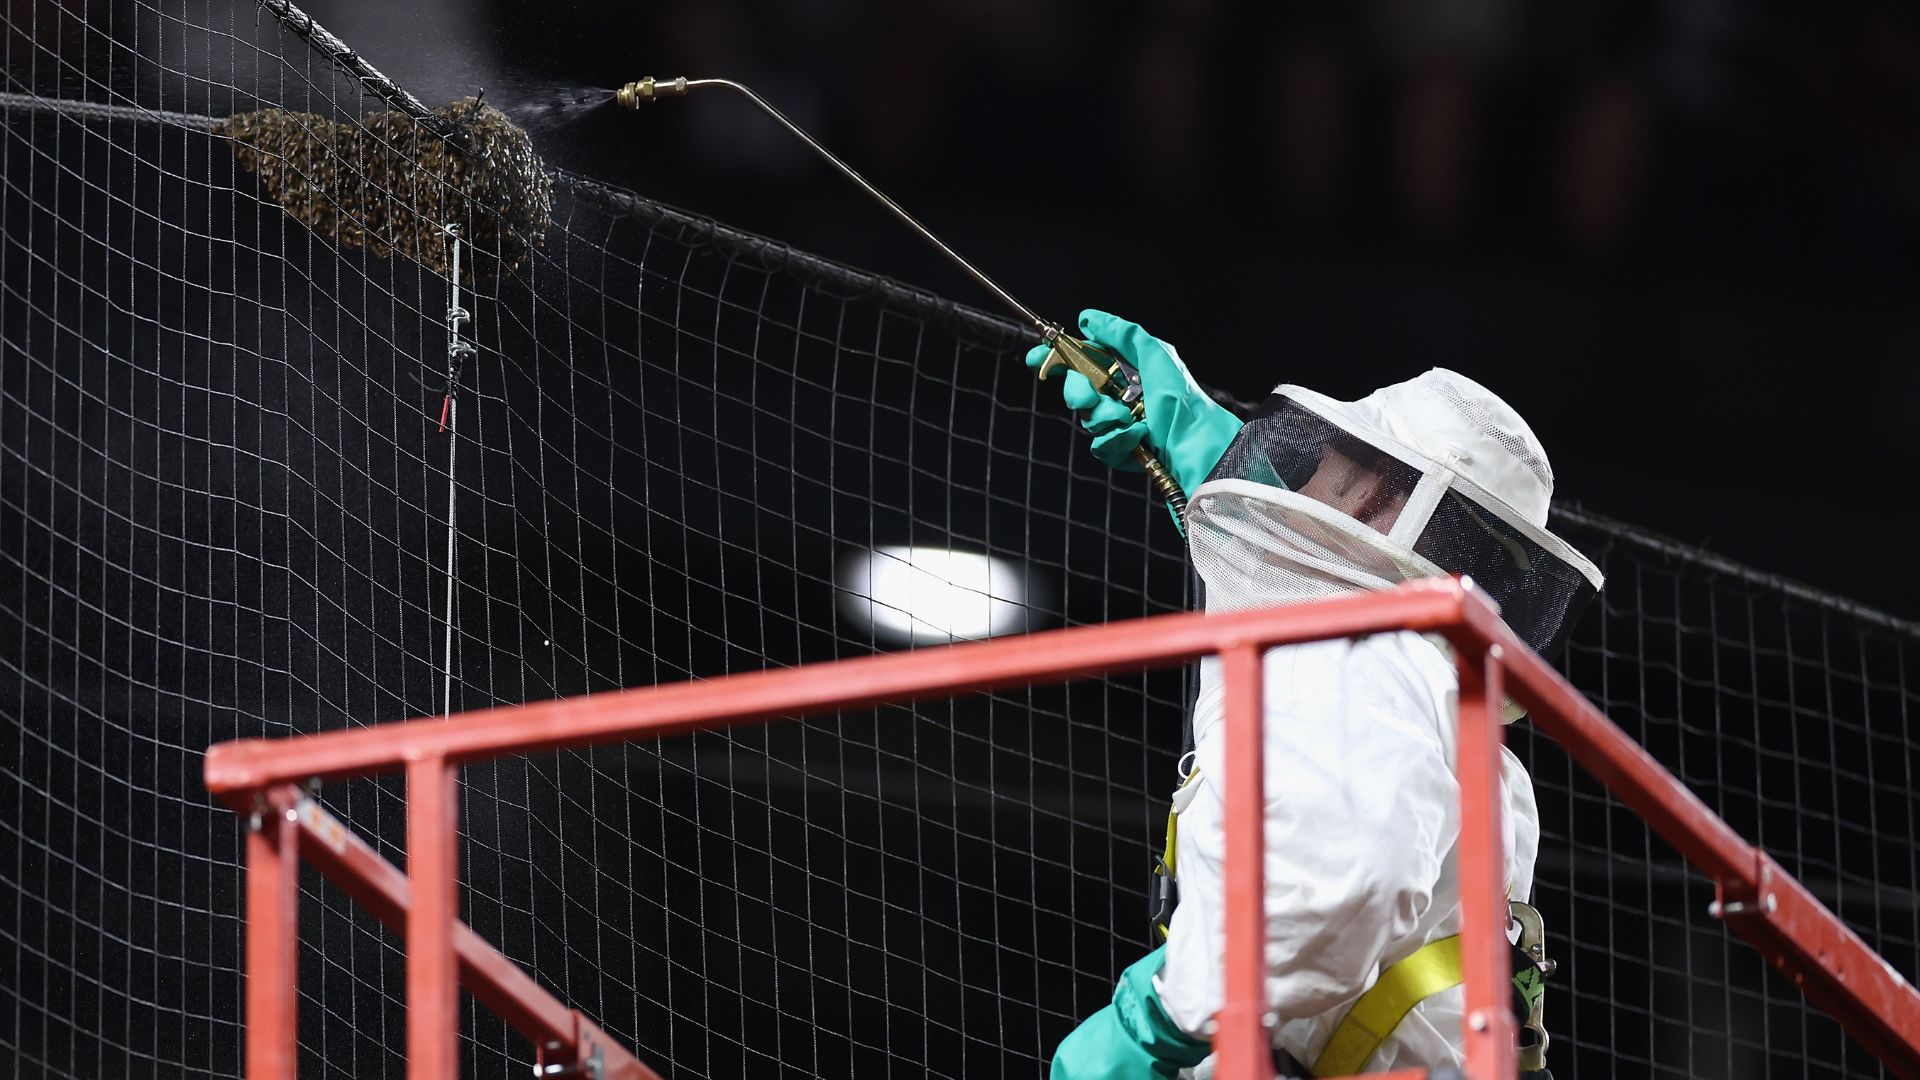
[{"xmin": 254, "ymin": 0, "xmax": 456, "ymax": 139}]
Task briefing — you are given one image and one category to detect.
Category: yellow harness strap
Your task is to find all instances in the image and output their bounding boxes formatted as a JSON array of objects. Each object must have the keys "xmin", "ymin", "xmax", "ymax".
[
  {"xmin": 1161, "ymin": 786, "xmax": 1182, "ymax": 872},
  {"xmin": 1156, "ymin": 771, "xmax": 1508, "ymax": 1075},
  {"xmin": 1310, "ymin": 935, "xmax": 1463, "ymax": 1078},
  {"xmin": 1153, "ymin": 768, "xmax": 1200, "ymax": 940}
]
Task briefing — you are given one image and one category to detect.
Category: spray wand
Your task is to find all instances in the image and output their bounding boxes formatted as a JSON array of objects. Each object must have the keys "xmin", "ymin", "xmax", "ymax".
[{"xmin": 615, "ymin": 76, "xmax": 1188, "ymax": 524}]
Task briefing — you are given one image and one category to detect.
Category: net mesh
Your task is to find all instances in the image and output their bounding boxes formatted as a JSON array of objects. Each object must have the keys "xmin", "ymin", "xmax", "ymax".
[
  {"xmin": 1520, "ymin": 510, "xmax": 1920, "ymax": 1080},
  {"xmin": 2, "ymin": 5, "xmax": 1917, "ymax": 1079}
]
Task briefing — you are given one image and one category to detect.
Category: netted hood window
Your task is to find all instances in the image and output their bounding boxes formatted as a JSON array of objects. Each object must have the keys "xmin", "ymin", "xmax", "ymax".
[{"xmin": 1199, "ymin": 386, "xmax": 1601, "ymax": 658}]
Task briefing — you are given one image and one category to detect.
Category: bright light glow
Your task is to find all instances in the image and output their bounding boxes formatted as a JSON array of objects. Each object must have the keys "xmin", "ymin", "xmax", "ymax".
[{"xmin": 837, "ymin": 546, "xmax": 1033, "ymax": 645}]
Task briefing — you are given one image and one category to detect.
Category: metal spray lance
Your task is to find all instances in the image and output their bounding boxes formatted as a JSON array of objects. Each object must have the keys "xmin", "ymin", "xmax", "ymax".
[{"xmin": 614, "ymin": 76, "xmax": 1188, "ymax": 525}]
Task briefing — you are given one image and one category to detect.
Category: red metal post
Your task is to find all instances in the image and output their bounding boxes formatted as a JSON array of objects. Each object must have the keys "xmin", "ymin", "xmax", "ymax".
[
  {"xmin": 245, "ymin": 795, "xmax": 301, "ymax": 1078},
  {"xmin": 1454, "ymin": 643, "xmax": 1515, "ymax": 1080},
  {"xmin": 407, "ymin": 757, "xmax": 461, "ymax": 1079},
  {"xmin": 1214, "ymin": 643, "xmax": 1274, "ymax": 1080}
]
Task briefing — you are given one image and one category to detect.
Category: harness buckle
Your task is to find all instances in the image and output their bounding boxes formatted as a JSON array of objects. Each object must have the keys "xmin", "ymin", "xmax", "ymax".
[
  {"xmin": 1509, "ymin": 900, "xmax": 1555, "ymax": 1073},
  {"xmin": 1149, "ymin": 858, "xmax": 1177, "ymax": 941}
]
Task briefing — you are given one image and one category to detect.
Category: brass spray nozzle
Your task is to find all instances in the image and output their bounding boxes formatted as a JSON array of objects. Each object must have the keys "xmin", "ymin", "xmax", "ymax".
[{"xmin": 614, "ymin": 77, "xmax": 689, "ymax": 109}]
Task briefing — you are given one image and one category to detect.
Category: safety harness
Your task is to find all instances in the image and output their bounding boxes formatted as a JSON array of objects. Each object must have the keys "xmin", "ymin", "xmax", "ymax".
[{"xmin": 1151, "ymin": 773, "xmax": 1556, "ymax": 1077}]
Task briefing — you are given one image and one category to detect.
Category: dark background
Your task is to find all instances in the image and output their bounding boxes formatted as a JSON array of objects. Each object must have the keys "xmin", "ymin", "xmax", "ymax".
[
  {"xmin": 7, "ymin": 3, "xmax": 1920, "ymax": 1078},
  {"xmin": 305, "ymin": 0, "xmax": 1920, "ymax": 620}
]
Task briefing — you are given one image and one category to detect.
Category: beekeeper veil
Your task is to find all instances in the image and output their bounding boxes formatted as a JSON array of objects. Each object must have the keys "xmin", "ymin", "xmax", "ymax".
[{"xmin": 1189, "ymin": 368, "xmax": 1602, "ymax": 661}]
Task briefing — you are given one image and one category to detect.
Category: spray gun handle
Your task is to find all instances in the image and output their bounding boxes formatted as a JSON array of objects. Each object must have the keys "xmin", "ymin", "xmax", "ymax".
[
  {"xmin": 1035, "ymin": 329, "xmax": 1188, "ymax": 527},
  {"xmin": 1035, "ymin": 332, "xmax": 1143, "ymax": 415}
]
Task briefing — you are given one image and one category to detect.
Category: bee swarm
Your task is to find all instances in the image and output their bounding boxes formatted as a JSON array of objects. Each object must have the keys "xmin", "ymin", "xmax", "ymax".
[{"xmin": 219, "ymin": 97, "xmax": 554, "ymax": 278}]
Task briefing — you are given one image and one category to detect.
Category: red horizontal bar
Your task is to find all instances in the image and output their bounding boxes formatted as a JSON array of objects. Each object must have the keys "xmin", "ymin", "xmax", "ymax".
[
  {"xmin": 205, "ymin": 579, "xmax": 1481, "ymax": 792},
  {"xmin": 278, "ymin": 785, "xmax": 664, "ymax": 1080}
]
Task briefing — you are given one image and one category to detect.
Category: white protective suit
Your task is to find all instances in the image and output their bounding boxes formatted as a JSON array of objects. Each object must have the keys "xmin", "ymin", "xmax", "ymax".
[{"xmin": 1155, "ymin": 369, "xmax": 1603, "ymax": 1073}]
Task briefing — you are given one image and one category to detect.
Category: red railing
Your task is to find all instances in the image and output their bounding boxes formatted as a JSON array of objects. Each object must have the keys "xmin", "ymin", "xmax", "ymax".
[{"xmin": 203, "ymin": 577, "xmax": 1920, "ymax": 1079}]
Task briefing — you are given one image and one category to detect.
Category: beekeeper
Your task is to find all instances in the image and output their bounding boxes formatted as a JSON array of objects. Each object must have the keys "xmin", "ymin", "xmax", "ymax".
[{"xmin": 1032, "ymin": 311, "xmax": 1599, "ymax": 1078}]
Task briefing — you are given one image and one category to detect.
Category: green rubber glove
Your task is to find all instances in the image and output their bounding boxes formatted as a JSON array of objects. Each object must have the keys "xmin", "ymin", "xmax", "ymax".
[
  {"xmin": 1024, "ymin": 310, "xmax": 1244, "ymax": 497},
  {"xmin": 1050, "ymin": 946, "xmax": 1211, "ymax": 1079}
]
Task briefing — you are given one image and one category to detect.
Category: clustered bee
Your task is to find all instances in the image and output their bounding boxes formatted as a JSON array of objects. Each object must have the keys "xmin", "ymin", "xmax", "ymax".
[{"xmin": 218, "ymin": 97, "xmax": 553, "ymax": 279}]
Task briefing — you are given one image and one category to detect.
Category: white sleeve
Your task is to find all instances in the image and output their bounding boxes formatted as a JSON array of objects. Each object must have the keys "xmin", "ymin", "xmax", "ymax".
[{"xmin": 1157, "ymin": 634, "xmax": 1459, "ymax": 1034}]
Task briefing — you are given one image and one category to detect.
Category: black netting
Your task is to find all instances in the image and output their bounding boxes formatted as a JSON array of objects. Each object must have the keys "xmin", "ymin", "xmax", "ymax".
[
  {"xmin": 1521, "ymin": 508, "xmax": 1920, "ymax": 1080},
  {"xmin": 3, "ymin": 5, "xmax": 1918, "ymax": 1080},
  {"xmin": 0, "ymin": 8, "xmax": 1185, "ymax": 1075}
]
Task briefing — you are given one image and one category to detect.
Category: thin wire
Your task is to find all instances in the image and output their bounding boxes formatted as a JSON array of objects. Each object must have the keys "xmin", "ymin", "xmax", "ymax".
[
  {"xmin": 441, "ymin": 227, "xmax": 468, "ymax": 716},
  {"xmin": 679, "ymin": 79, "xmax": 1049, "ymax": 332},
  {"xmin": 441, "ymin": 397, "xmax": 458, "ymax": 717}
]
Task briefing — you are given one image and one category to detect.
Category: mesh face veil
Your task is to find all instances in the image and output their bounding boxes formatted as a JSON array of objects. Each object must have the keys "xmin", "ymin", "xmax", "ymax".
[{"xmin": 1188, "ymin": 368, "xmax": 1603, "ymax": 660}]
